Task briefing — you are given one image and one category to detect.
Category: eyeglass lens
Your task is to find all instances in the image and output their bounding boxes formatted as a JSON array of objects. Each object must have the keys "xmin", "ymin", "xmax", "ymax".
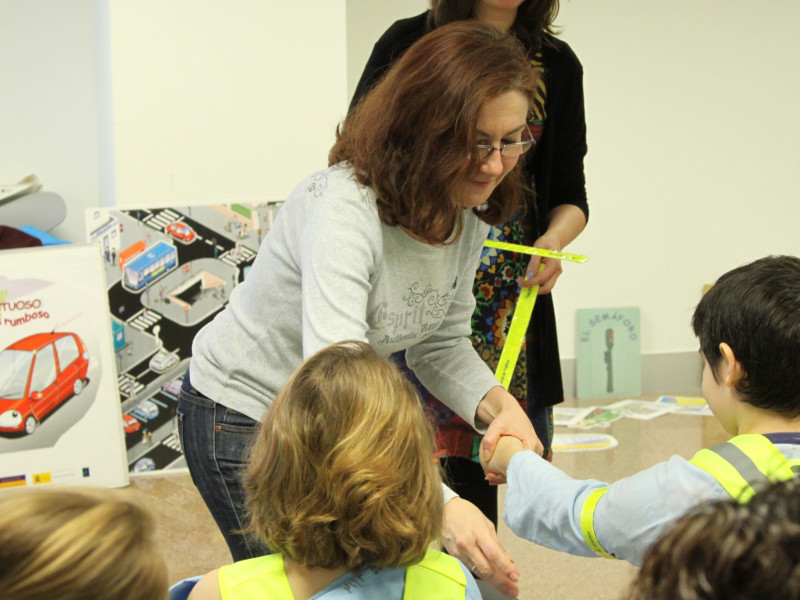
[{"xmin": 475, "ymin": 131, "xmax": 535, "ymax": 159}]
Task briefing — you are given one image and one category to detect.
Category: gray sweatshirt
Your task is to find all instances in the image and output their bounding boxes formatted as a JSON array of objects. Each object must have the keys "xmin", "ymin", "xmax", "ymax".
[{"xmin": 190, "ymin": 163, "xmax": 500, "ymax": 432}]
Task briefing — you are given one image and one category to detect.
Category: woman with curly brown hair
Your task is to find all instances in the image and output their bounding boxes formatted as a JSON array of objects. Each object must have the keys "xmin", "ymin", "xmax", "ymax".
[
  {"xmin": 187, "ymin": 341, "xmax": 482, "ymax": 599},
  {"xmin": 181, "ymin": 21, "xmax": 542, "ymax": 598},
  {"xmin": 351, "ymin": 0, "xmax": 589, "ymax": 535}
]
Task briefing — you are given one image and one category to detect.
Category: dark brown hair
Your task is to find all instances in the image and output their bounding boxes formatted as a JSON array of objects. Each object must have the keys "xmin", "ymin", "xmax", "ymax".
[
  {"xmin": 692, "ymin": 255, "xmax": 800, "ymax": 416},
  {"xmin": 626, "ymin": 478, "xmax": 800, "ymax": 600},
  {"xmin": 330, "ymin": 21, "xmax": 539, "ymax": 245},
  {"xmin": 428, "ymin": 0, "xmax": 561, "ymax": 50}
]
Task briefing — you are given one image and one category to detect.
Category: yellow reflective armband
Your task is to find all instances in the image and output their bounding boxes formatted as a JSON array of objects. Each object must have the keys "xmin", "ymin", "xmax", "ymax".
[{"xmin": 579, "ymin": 488, "xmax": 617, "ymax": 559}]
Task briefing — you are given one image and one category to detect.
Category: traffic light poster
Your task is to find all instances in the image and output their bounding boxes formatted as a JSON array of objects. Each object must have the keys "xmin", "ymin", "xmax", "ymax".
[{"xmin": 577, "ymin": 307, "xmax": 642, "ymax": 399}]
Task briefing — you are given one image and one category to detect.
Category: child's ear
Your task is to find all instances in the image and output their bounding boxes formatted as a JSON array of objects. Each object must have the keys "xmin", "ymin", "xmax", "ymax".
[{"xmin": 719, "ymin": 343, "xmax": 746, "ymax": 387}]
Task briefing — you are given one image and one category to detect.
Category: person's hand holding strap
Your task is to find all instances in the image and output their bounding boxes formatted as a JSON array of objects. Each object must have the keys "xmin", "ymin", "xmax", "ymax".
[
  {"xmin": 518, "ymin": 204, "xmax": 587, "ymax": 293},
  {"xmin": 442, "ymin": 497, "xmax": 520, "ymax": 598}
]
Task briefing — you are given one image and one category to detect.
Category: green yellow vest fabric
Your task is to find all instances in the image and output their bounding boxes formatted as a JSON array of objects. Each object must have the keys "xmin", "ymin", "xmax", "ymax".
[
  {"xmin": 579, "ymin": 433, "xmax": 800, "ymax": 558},
  {"xmin": 218, "ymin": 548, "xmax": 467, "ymax": 600},
  {"xmin": 689, "ymin": 433, "xmax": 800, "ymax": 502}
]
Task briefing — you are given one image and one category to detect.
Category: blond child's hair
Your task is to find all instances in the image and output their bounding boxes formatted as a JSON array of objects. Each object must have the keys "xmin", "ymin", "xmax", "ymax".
[
  {"xmin": 244, "ymin": 340, "xmax": 443, "ymax": 570},
  {"xmin": 0, "ymin": 486, "xmax": 167, "ymax": 600}
]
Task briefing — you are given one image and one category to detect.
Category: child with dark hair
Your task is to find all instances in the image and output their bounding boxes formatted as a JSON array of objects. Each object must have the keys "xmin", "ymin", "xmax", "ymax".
[
  {"xmin": 626, "ymin": 477, "xmax": 800, "ymax": 600},
  {"xmin": 482, "ymin": 255, "xmax": 800, "ymax": 564}
]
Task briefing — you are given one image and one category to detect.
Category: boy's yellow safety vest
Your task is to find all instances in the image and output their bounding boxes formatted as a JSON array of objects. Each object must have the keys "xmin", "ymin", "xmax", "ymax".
[
  {"xmin": 579, "ymin": 434, "xmax": 800, "ymax": 559},
  {"xmin": 218, "ymin": 547, "xmax": 467, "ymax": 600}
]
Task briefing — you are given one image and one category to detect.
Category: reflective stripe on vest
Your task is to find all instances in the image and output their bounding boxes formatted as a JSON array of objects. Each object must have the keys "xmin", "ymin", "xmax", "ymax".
[
  {"xmin": 579, "ymin": 487, "xmax": 617, "ymax": 559},
  {"xmin": 219, "ymin": 548, "xmax": 467, "ymax": 600},
  {"xmin": 689, "ymin": 433, "xmax": 799, "ymax": 503},
  {"xmin": 577, "ymin": 434, "xmax": 800, "ymax": 558}
]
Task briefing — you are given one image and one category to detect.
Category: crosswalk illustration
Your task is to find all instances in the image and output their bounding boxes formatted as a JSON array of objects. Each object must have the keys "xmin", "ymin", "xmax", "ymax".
[
  {"xmin": 143, "ymin": 208, "xmax": 184, "ymax": 233},
  {"xmin": 127, "ymin": 308, "xmax": 162, "ymax": 331},
  {"xmin": 161, "ymin": 432, "xmax": 182, "ymax": 453},
  {"xmin": 221, "ymin": 244, "xmax": 256, "ymax": 266},
  {"xmin": 117, "ymin": 373, "xmax": 145, "ymax": 400}
]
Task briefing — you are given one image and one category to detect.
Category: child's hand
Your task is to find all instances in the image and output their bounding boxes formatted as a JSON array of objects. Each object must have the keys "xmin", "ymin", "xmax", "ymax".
[{"xmin": 480, "ymin": 435, "xmax": 524, "ymax": 482}]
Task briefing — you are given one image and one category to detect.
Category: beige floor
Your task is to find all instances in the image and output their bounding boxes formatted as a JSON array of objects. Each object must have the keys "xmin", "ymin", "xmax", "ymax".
[{"xmin": 129, "ymin": 392, "xmax": 727, "ymax": 600}]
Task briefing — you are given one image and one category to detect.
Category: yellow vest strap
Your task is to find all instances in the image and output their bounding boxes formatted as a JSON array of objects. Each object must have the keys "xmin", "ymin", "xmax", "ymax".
[
  {"xmin": 580, "ymin": 488, "xmax": 617, "ymax": 559},
  {"xmin": 404, "ymin": 548, "xmax": 467, "ymax": 599},
  {"xmin": 220, "ymin": 549, "xmax": 466, "ymax": 600},
  {"xmin": 219, "ymin": 554, "xmax": 291, "ymax": 600},
  {"xmin": 690, "ymin": 434, "xmax": 796, "ymax": 503}
]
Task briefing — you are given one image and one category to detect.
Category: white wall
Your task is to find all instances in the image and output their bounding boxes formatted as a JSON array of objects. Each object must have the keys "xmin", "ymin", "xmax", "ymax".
[
  {"xmin": 345, "ymin": 0, "xmax": 428, "ymax": 99},
  {"xmin": 109, "ymin": 0, "xmax": 347, "ymax": 207},
  {"xmin": 346, "ymin": 0, "xmax": 800, "ymax": 360},
  {"xmin": 554, "ymin": 0, "xmax": 800, "ymax": 358},
  {"xmin": 0, "ymin": 0, "xmax": 109, "ymax": 242},
  {"xmin": 2, "ymin": 0, "xmax": 348, "ymax": 233},
  {"xmin": 3, "ymin": 1, "xmax": 798, "ymax": 362}
]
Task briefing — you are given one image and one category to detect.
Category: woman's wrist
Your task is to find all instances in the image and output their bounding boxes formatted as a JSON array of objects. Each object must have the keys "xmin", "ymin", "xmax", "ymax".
[{"xmin": 476, "ymin": 385, "xmax": 515, "ymax": 425}]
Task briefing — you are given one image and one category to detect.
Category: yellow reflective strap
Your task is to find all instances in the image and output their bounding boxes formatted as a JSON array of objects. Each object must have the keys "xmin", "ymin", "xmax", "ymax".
[
  {"xmin": 690, "ymin": 448, "xmax": 756, "ymax": 502},
  {"xmin": 483, "ymin": 240, "xmax": 589, "ymax": 263},
  {"xmin": 727, "ymin": 434, "xmax": 796, "ymax": 481},
  {"xmin": 690, "ymin": 434, "xmax": 797, "ymax": 503},
  {"xmin": 483, "ymin": 240, "xmax": 589, "ymax": 387},
  {"xmin": 404, "ymin": 548, "xmax": 466, "ymax": 599},
  {"xmin": 580, "ymin": 488, "xmax": 617, "ymax": 559},
  {"xmin": 494, "ymin": 280, "xmax": 539, "ymax": 388}
]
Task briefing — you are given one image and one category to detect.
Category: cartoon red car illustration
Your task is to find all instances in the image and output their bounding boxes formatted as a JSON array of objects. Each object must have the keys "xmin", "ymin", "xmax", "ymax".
[
  {"xmin": 0, "ymin": 332, "xmax": 89, "ymax": 435},
  {"xmin": 165, "ymin": 221, "xmax": 196, "ymax": 243},
  {"xmin": 122, "ymin": 413, "xmax": 141, "ymax": 434}
]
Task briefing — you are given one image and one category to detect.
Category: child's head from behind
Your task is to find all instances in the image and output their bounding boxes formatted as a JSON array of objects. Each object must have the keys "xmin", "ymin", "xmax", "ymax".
[
  {"xmin": 245, "ymin": 341, "xmax": 442, "ymax": 570},
  {"xmin": 692, "ymin": 255, "xmax": 800, "ymax": 416},
  {"xmin": 0, "ymin": 486, "xmax": 167, "ymax": 600},
  {"xmin": 626, "ymin": 477, "xmax": 800, "ymax": 600}
]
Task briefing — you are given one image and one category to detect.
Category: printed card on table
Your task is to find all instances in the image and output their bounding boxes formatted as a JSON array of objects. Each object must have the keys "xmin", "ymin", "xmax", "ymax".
[
  {"xmin": 656, "ymin": 395, "xmax": 712, "ymax": 416},
  {"xmin": 0, "ymin": 244, "xmax": 128, "ymax": 491},
  {"xmin": 577, "ymin": 307, "xmax": 642, "ymax": 399},
  {"xmin": 553, "ymin": 406, "xmax": 594, "ymax": 427},
  {"xmin": 570, "ymin": 406, "xmax": 626, "ymax": 429},
  {"xmin": 552, "ymin": 433, "xmax": 618, "ymax": 452},
  {"xmin": 606, "ymin": 399, "xmax": 673, "ymax": 420}
]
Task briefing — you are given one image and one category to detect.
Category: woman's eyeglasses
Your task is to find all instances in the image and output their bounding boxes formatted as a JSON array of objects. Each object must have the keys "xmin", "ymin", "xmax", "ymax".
[{"xmin": 475, "ymin": 128, "xmax": 535, "ymax": 159}]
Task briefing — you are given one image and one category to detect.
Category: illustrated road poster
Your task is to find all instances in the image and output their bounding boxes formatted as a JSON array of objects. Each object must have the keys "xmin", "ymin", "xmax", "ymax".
[
  {"xmin": 0, "ymin": 244, "xmax": 128, "ymax": 490},
  {"xmin": 85, "ymin": 201, "xmax": 283, "ymax": 473},
  {"xmin": 577, "ymin": 307, "xmax": 642, "ymax": 399}
]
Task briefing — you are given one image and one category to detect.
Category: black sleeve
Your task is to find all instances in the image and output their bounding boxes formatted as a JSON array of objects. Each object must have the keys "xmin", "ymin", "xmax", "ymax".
[
  {"xmin": 542, "ymin": 38, "xmax": 590, "ymax": 222},
  {"xmin": 551, "ymin": 45, "xmax": 589, "ymax": 222},
  {"xmin": 349, "ymin": 12, "xmax": 429, "ymax": 113}
]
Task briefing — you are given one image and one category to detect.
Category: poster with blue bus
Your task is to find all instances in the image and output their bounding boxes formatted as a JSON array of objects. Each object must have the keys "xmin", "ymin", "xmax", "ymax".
[{"xmin": 85, "ymin": 201, "xmax": 283, "ymax": 473}]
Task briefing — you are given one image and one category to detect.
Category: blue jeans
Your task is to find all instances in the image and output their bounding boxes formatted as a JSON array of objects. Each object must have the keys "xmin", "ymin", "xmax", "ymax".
[{"xmin": 177, "ymin": 371, "xmax": 270, "ymax": 561}]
